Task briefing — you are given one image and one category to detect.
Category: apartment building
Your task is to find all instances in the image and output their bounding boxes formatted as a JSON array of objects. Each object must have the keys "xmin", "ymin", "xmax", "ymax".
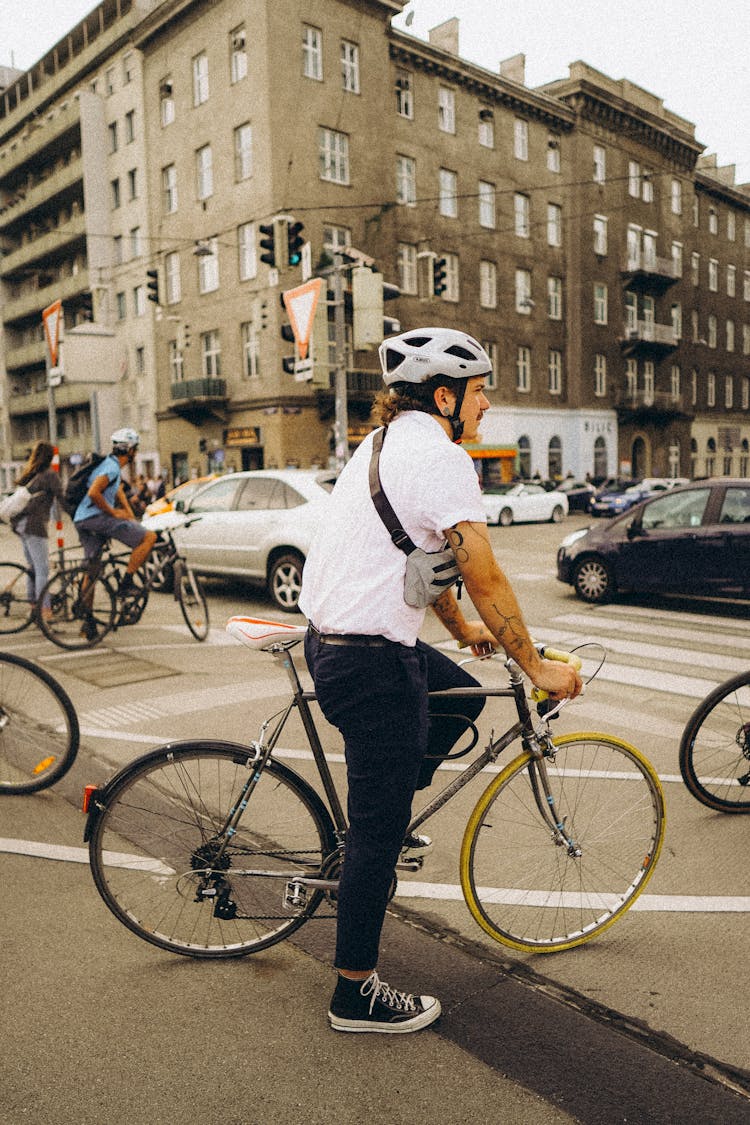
[{"xmin": 0, "ymin": 0, "xmax": 748, "ymax": 486}]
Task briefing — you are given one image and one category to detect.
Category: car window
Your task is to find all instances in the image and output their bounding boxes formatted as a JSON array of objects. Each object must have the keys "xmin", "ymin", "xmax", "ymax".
[
  {"xmin": 236, "ymin": 478, "xmax": 286, "ymax": 510},
  {"xmin": 719, "ymin": 487, "xmax": 750, "ymax": 524},
  {"xmin": 281, "ymin": 483, "xmax": 307, "ymax": 508},
  {"xmin": 188, "ymin": 478, "xmax": 240, "ymax": 512},
  {"xmin": 524, "ymin": 485, "xmax": 544, "ymax": 496},
  {"xmin": 640, "ymin": 488, "xmax": 711, "ymax": 531}
]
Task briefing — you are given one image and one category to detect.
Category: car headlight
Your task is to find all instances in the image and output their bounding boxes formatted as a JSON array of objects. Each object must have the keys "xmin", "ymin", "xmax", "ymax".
[{"xmin": 559, "ymin": 527, "xmax": 589, "ymax": 549}]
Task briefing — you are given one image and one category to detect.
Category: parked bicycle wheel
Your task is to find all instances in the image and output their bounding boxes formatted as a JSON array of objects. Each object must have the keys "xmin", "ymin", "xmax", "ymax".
[
  {"xmin": 0, "ymin": 562, "xmax": 36, "ymax": 634},
  {"xmin": 460, "ymin": 732, "xmax": 665, "ymax": 952},
  {"xmin": 87, "ymin": 741, "xmax": 337, "ymax": 957},
  {"xmin": 679, "ymin": 671, "xmax": 750, "ymax": 812},
  {"xmin": 37, "ymin": 564, "xmax": 116, "ymax": 650},
  {"xmin": 175, "ymin": 561, "xmax": 209, "ymax": 641},
  {"xmin": 0, "ymin": 652, "xmax": 79, "ymax": 794}
]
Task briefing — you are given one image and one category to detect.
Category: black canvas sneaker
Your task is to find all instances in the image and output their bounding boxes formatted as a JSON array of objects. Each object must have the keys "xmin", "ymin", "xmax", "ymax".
[
  {"xmin": 400, "ymin": 832, "xmax": 433, "ymax": 861},
  {"xmin": 328, "ymin": 971, "xmax": 441, "ymax": 1034}
]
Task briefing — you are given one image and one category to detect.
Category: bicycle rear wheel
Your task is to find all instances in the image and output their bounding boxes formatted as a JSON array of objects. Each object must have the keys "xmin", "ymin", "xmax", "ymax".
[
  {"xmin": 0, "ymin": 652, "xmax": 79, "ymax": 794},
  {"xmin": 37, "ymin": 564, "xmax": 116, "ymax": 650},
  {"xmin": 679, "ymin": 672, "xmax": 750, "ymax": 812},
  {"xmin": 87, "ymin": 741, "xmax": 337, "ymax": 957},
  {"xmin": 460, "ymin": 732, "xmax": 665, "ymax": 952},
  {"xmin": 0, "ymin": 562, "xmax": 35, "ymax": 633},
  {"xmin": 175, "ymin": 563, "xmax": 209, "ymax": 641}
]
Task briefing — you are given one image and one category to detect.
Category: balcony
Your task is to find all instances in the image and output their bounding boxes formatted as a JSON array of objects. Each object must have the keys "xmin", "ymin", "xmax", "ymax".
[
  {"xmin": 169, "ymin": 377, "xmax": 228, "ymax": 424},
  {"xmin": 615, "ymin": 388, "xmax": 691, "ymax": 422},
  {"xmin": 621, "ymin": 255, "xmax": 680, "ymax": 291},
  {"xmin": 8, "ymin": 381, "xmax": 91, "ymax": 417},
  {"xmin": 1, "ymin": 267, "xmax": 90, "ymax": 326},
  {"xmin": 0, "ymin": 211, "xmax": 86, "ymax": 277},
  {"xmin": 619, "ymin": 321, "xmax": 678, "ymax": 357}
]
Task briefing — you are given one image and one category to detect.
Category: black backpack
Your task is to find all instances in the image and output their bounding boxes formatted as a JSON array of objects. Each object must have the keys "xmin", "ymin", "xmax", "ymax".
[{"xmin": 63, "ymin": 452, "xmax": 105, "ymax": 517}]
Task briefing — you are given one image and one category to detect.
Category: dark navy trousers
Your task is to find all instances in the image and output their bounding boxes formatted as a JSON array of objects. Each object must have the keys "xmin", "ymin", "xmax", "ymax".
[{"xmin": 304, "ymin": 631, "xmax": 484, "ymax": 971}]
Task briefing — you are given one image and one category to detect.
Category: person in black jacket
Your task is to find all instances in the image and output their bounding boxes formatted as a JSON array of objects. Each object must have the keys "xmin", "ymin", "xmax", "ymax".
[{"xmin": 11, "ymin": 440, "xmax": 62, "ymax": 620}]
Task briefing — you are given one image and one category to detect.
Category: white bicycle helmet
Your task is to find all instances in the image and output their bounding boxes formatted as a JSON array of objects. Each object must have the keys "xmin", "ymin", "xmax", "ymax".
[
  {"xmin": 111, "ymin": 427, "xmax": 140, "ymax": 451},
  {"xmin": 379, "ymin": 327, "xmax": 492, "ymax": 386}
]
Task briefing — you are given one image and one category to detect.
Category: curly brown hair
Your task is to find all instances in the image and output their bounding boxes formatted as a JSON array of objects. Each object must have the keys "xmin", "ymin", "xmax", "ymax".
[
  {"xmin": 17, "ymin": 440, "xmax": 54, "ymax": 486},
  {"xmin": 372, "ymin": 377, "xmax": 452, "ymax": 426}
]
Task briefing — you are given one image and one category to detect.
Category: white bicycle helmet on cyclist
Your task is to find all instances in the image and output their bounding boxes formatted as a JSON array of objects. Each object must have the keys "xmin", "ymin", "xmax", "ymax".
[
  {"xmin": 378, "ymin": 327, "xmax": 492, "ymax": 441},
  {"xmin": 111, "ymin": 427, "xmax": 140, "ymax": 453}
]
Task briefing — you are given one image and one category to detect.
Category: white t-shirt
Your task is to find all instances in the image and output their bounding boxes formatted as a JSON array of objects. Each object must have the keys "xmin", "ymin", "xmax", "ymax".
[{"xmin": 299, "ymin": 411, "xmax": 486, "ymax": 646}]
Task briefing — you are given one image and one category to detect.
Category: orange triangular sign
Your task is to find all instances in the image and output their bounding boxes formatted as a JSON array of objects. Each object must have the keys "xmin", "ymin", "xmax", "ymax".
[
  {"xmin": 282, "ymin": 278, "xmax": 323, "ymax": 360},
  {"xmin": 42, "ymin": 299, "xmax": 63, "ymax": 366}
]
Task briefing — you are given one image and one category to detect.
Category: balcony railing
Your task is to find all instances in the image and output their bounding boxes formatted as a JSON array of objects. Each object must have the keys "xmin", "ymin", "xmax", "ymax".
[
  {"xmin": 170, "ymin": 378, "xmax": 227, "ymax": 402},
  {"xmin": 621, "ymin": 255, "xmax": 680, "ymax": 288},
  {"xmin": 619, "ymin": 321, "xmax": 678, "ymax": 354},
  {"xmin": 616, "ymin": 389, "xmax": 684, "ymax": 411}
]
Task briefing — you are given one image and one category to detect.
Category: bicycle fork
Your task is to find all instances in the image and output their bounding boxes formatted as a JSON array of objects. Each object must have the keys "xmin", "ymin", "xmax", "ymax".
[{"xmin": 525, "ymin": 731, "xmax": 582, "ymax": 857}]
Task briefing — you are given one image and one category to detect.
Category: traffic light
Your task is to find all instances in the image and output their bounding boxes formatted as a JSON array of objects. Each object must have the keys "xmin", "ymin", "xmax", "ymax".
[
  {"xmin": 281, "ymin": 356, "xmax": 296, "ymax": 375},
  {"xmin": 287, "ymin": 221, "xmax": 304, "ymax": 266},
  {"xmin": 146, "ymin": 268, "xmax": 160, "ymax": 305},
  {"xmin": 80, "ymin": 292, "xmax": 94, "ymax": 321},
  {"xmin": 432, "ymin": 257, "xmax": 447, "ymax": 297},
  {"xmin": 176, "ymin": 322, "xmax": 191, "ymax": 351},
  {"xmin": 259, "ymin": 222, "xmax": 276, "ymax": 268}
]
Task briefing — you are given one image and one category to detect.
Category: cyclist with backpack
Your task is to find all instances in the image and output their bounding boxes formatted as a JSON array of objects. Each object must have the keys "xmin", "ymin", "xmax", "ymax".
[{"xmin": 72, "ymin": 429, "xmax": 157, "ymax": 634}]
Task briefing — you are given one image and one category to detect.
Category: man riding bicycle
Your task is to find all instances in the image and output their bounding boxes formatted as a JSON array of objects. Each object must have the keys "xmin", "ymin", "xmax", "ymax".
[{"xmin": 73, "ymin": 429, "xmax": 157, "ymax": 636}]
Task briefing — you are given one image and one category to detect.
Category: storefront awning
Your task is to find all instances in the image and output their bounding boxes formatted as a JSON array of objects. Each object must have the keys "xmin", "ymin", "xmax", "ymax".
[{"xmin": 462, "ymin": 444, "xmax": 517, "ymax": 460}]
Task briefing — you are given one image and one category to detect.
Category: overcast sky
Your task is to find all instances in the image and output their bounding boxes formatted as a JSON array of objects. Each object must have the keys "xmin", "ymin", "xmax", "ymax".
[{"xmin": 2, "ymin": 0, "xmax": 748, "ymax": 183}]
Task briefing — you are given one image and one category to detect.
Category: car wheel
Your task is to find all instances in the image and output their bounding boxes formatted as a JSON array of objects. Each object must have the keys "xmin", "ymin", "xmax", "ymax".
[
  {"xmin": 573, "ymin": 557, "xmax": 615, "ymax": 604},
  {"xmin": 268, "ymin": 551, "xmax": 305, "ymax": 612},
  {"xmin": 498, "ymin": 507, "xmax": 513, "ymax": 527},
  {"xmin": 550, "ymin": 504, "xmax": 565, "ymax": 523}
]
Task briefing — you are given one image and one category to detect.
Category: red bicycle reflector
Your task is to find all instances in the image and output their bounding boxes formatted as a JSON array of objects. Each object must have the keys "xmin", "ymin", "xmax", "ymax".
[{"xmin": 82, "ymin": 784, "xmax": 97, "ymax": 813}]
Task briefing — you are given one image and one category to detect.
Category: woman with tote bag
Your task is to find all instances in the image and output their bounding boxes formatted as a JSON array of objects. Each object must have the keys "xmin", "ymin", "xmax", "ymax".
[{"xmin": 10, "ymin": 441, "xmax": 63, "ymax": 620}]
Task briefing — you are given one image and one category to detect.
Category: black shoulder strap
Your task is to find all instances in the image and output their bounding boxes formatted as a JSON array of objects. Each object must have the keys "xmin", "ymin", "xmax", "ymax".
[{"xmin": 368, "ymin": 427, "xmax": 417, "ymax": 556}]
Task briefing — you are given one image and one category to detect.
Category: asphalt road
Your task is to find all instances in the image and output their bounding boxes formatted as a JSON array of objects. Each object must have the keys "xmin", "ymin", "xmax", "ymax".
[{"xmin": 1, "ymin": 515, "xmax": 749, "ymax": 1122}]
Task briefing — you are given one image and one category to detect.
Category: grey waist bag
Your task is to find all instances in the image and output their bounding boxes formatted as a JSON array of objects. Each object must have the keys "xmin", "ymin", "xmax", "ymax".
[{"xmin": 369, "ymin": 427, "xmax": 460, "ymax": 609}]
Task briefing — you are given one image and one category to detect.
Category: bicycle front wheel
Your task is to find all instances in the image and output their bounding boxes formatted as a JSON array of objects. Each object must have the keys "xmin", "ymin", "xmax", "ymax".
[
  {"xmin": 176, "ymin": 564, "xmax": 209, "ymax": 641},
  {"xmin": 0, "ymin": 562, "xmax": 35, "ymax": 633},
  {"xmin": 679, "ymin": 672, "xmax": 750, "ymax": 812},
  {"xmin": 37, "ymin": 564, "xmax": 116, "ymax": 650},
  {"xmin": 0, "ymin": 652, "xmax": 79, "ymax": 794},
  {"xmin": 461, "ymin": 732, "xmax": 665, "ymax": 953},
  {"xmin": 88, "ymin": 741, "xmax": 337, "ymax": 957}
]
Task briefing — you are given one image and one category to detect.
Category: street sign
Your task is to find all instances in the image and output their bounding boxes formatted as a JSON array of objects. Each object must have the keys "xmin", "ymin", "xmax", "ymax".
[
  {"xmin": 294, "ymin": 357, "xmax": 313, "ymax": 382},
  {"xmin": 42, "ymin": 299, "xmax": 63, "ymax": 366},
  {"xmin": 282, "ymin": 278, "xmax": 323, "ymax": 360}
]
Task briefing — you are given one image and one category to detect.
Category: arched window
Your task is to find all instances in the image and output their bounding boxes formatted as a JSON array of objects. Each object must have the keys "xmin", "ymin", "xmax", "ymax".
[
  {"xmin": 706, "ymin": 437, "xmax": 716, "ymax": 477},
  {"xmin": 517, "ymin": 435, "xmax": 531, "ymax": 478},
  {"xmin": 690, "ymin": 437, "xmax": 698, "ymax": 478},
  {"xmin": 548, "ymin": 435, "xmax": 562, "ymax": 479},
  {"xmin": 593, "ymin": 436, "xmax": 607, "ymax": 480},
  {"xmin": 740, "ymin": 439, "xmax": 749, "ymax": 477}
]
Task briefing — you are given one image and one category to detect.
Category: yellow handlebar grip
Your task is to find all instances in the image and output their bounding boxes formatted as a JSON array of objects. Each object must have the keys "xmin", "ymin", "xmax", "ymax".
[{"xmin": 541, "ymin": 647, "xmax": 582, "ymax": 672}]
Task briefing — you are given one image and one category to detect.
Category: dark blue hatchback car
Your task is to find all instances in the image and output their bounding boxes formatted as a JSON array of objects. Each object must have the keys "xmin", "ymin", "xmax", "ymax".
[{"xmin": 557, "ymin": 479, "xmax": 750, "ymax": 604}]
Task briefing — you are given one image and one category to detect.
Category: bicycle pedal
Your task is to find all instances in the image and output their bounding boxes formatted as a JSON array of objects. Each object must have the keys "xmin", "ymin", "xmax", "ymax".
[
  {"xmin": 284, "ymin": 879, "xmax": 308, "ymax": 909},
  {"xmin": 395, "ymin": 857, "xmax": 423, "ymax": 873}
]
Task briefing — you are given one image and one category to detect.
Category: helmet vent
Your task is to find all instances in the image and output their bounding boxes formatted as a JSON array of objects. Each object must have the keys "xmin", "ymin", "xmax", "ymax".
[
  {"xmin": 444, "ymin": 345, "xmax": 477, "ymax": 361},
  {"xmin": 385, "ymin": 347, "xmax": 405, "ymax": 372},
  {"xmin": 402, "ymin": 335, "xmax": 432, "ymax": 348}
]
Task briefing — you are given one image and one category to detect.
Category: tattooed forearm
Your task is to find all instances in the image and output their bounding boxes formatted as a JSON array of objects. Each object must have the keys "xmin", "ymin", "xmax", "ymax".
[
  {"xmin": 446, "ymin": 526, "xmax": 469, "ymax": 564},
  {"xmin": 432, "ymin": 589, "xmax": 465, "ymax": 635},
  {"xmin": 490, "ymin": 605, "xmax": 535, "ymax": 658}
]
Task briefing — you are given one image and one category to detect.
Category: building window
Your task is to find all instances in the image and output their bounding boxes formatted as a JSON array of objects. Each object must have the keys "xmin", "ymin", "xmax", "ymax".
[
  {"xmin": 514, "ymin": 119, "xmax": 528, "ymax": 160},
  {"xmin": 707, "ymin": 373, "xmax": 716, "ymax": 407},
  {"xmin": 397, "ymin": 243, "xmax": 417, "ymax": 295},
  {"xmin": 238, "ymin": 223, "xmax": 256, "ymax": 281},
  {"xmin": 671, "ymin": 178, "xmax": 682, "ymax": 214},
  {"xmin": 514, "ymin": 193, "xmax": 530, "ymax": 238},
  {"xmin": 671, "ymin": 303, "xmax": 682, "ymax": 339},
  {"xmin": 709, "ymin": 206, "xmax": 718, "ymax": 235},
  {"xmin": 742, "ymin": 380, "xmax": 749, "ymax": 411},
  {"xmin": 593, "ymin": 144, "xmax": 606, "ymax": 184},
  {"xmin": 234, "ymin": 122, "xmax": 253, "ymax": 181},
  {"xmin": 443, "ymin": 253, "xmax": 460, "ymax": 302},
  {"xmin": 230, "ymin": 26, "xmax": 247, "ymax": 83},
  {"xmin": 162, "ymin": 164, "xmax": 178, "ymax": 214},
  {"xmin": 725, "ymin": 376, "xmax": 734, "ymax": 409},
  {"xmin": 165, "ymin": 252, "xmax": 181, "ymax": 304},
  {"xmin": 481, "ymin": 341, "xmax": 498, "ymax": 389},
  {"xmin": 547, "ymin": 203, "xmax": 562, "ymax": 247},
  {"xmin": 594, "ymin": 354, "xmax": 607, "ymax": 396},
  {"xmin": 548, "ymin": 350, "xmax": 562, "ymax": 394},
  {"xmin": 438, "ymin": 86, "xmax": 455, "ymax": 133},
  {"xmin": 116, "ymin": 291, "xmax": 126, "ymax": 320},
  {"xmin": 628, "ymin": 161, "xmax": 640, "ymax": 197},
  {"xmin": 642, "ymin": 170, "xmax": 653, "ymax": 203},
  {"xmin": 548, "ymin": 436, "xmax": 563, "ymax": 478},
  {"xmin": 105, "ymin": 66, "xmax": 115, "ymax": 95},
  {"xmin": 395, "ymin": 71, "xmax": 413, "ymax": 118},
  {"xmin": 745, "ymin": 271, "xmax": 750, "ymax": 301},
  {"xmin": 693, "ymin": 194, "xmax": 699, "ymax": 227},
  {"xmin": 479, "ymin": 261, "xmax": 497, "ymax": 308},
  {"xmin": 727, "ymin": 320, "xmax": 735, "ymax": 352},
  {"xmin": 130, "ymin": 227, "xmax": 142, "ymax": 258},
  {"xmin": 135, "ymin": 346, "xmax": 145, "ymax": 377},
  {"xmin": 196, "ymin": 144, "xmax": 213, "ymax": 199},
  {"xmin": 478, "ymin": 109, "xmax": 494, "ymax": 148},
  {"xmin": 439, "ymin": 168, "xmax": 458, "ymax": 217},
  {"xmin": 515, "ymin": 269, "xmax": 532, "ymax": 313},
  {"xmin": 478, "ymin": 181, "xmax": 495, "ymax": 228},
  {"xmin": 201, "ymin": 330, "xmax": 221, "ymax": 377},
  {"xmin": 625, "ymin": 291, "xmax": 637, "ymax": 332},
  {"xmin": 319, "ymin": 128, "xmax": 349, "ymax": 184},
  {"xmin": 727, "ymin": 212, "xmax": 736, "ymax": 241},
  {"xmin": 708, "ymin": 258, "xmax": 719, "ymax": 291},
  {"xmin": 626, "ymin": 358, "xmax": 637, "ymax": 398},
  {"xmin": 691, "ymin": 309, "xmax": 700, "ymax": 343},
  {"xmin": 547, "ymin": 276, "xmax": 562, "ymax": 320},
  {"xmin": 241, "ymin": 320, "xmax": 260, "ymax": 378},
  {"xmin": 518, "ymin": 435, "xmax": 531, "ymax": 477},
  {"xmin": 727, "ymin": 264, "xmax": 736, "ymax": 297},
  {"xmin": 108, "ymin": 121, "xmax": 118, "ymax": 153},
  {"xmin": 516, "ymin": 346, "xmax": 531, "ymax": 391},
  {"xmin": 133, "ymin": 285, "xmax": 145, "ymax": 317},
  {"xmin": 169, "ymin": 340, "xmax": 184, "ymax": 382},
  {"xmin": 122, "ymin": 51, "xmax": 134, "ymax": 84},
  {"xmin": 671, "ymin": 242, "xmax": 683, "ymax": 277},
  {"xmin": 708, "ymin": 314, "xmax": 717, "ymax": 348},
  {"xmin": 303, "ymin": 26, "xmax": 323, "ymax": 80},
  {"xmin": 690, "ymin": 368, "xmax": 698, "ymax": 407},
  {"xmin": 593, "ymin": 214, "xmax": 608, "ymax": 255},
  {"xmin": 323, "ymin": 225, "xmax": 351, "ymax": 252},
  {"xmin": 644, "ymin": 361, "xmax": 655, "ymax": 405},
  {"xmin": 125, "ymin": 109, "xmax": 135, "ymax": 143},
  {"xmin": 547, "ymin": 135, "xmax": 561, "ymax": 173},
  {"xmin": 127, "ymin": 168, "xmax": 138, "ymax": 200},
  {"xmin": 593, "ymin": 283, "xmax": 608, "ymax": 324},
  {"xmin": 193, "ymin": 52, "xmax": 209, "ymax": 105},
  {"xmin": 160, "ymin": 78, "xmax": 175, "ymax": 126},
  {"xmin": 670, "ymin": 364, "xmax": 681, "ymax": 401},
  {"xmin": 396, "ymin": 154, "xmax": 416, "ymax": 205},
  {"xmin": 626, "ymin": 224, "xmax": 642, "ymax": 269},
  {"xmin": 692, "ymin": 252, "xmax": 700, "ymax": 286},
  {"xmin": 341, "ymin": 40, "xmax": 359, "ymax": 93},
  {"xmin": 198, "ymin": 238, "xmax": 219, "ymax": 293},
  {"xmin": 744, "ymin": 324, "xmax": 750, "ymax": 355},
  {"xmin": 113, "ymin": 235, "xmax": 123, "ymax": 265}
]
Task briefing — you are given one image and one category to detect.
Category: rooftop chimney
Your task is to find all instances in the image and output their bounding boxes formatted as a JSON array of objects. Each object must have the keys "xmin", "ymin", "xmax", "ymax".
[
  {"xmin": 499, "ymin": 53, "xmax": 526, "ymax": 85},
  {"xmin": 428, "ymin": 18, "xmax": 459, "ymax": 56}
]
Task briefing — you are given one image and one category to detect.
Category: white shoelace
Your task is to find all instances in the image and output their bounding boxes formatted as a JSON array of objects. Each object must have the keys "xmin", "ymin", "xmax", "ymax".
[{"xmin": 360, "ymin": 972, "xmax": 417, "ymax": 1015}]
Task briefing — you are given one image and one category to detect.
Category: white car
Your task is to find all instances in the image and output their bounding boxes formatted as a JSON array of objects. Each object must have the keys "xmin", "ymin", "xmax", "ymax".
[
  {"xmin": 143, "ymin": 469, "xmax": 335, "ymax": 611},
  {"xmin": 481, "ymin": 482, "xmax": 568, "ymax": 526}
]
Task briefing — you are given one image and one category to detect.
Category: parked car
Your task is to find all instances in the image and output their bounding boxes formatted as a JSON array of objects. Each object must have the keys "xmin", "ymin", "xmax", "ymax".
[
  {"xmin": 557, "ymin": 478, "xmax": 750, "ymax": 604},
  {"xmin": 554, "ymin": 478, "xmax": 597, "ymax": 512},
  {"xmin": 589, "ymin": 477, "xmax": 688, "ymax": 518},
  {"xmin": 144, "ymin": 474, "xmax": 218, "ymax": 518},
  {"xmin": 143, "ymin": 469, "xmax": 336, "ymax": 611},
  {"xmin": 481, "ymin": 482, "xmax": 568, "ymax": 526}
]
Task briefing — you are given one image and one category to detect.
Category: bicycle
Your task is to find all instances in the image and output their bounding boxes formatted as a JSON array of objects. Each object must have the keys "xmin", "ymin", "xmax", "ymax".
[
  {"xmin": 0, "ymin": 560, "xmax": 38, "ymax": 633},
  {"xmin": 679, "ymin": 670, "xmax": 750, "ymax": 813},
  {"xmin": 0, "ymin": 651, "xmax": 80, "ymax": 794},
  {"xmin": 36, "ymin": 524, "xmax": 209, "ymax": 650},
  {"xmin": 84, "ymin": 616, "xmax": 665, "ymax": 959}
]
